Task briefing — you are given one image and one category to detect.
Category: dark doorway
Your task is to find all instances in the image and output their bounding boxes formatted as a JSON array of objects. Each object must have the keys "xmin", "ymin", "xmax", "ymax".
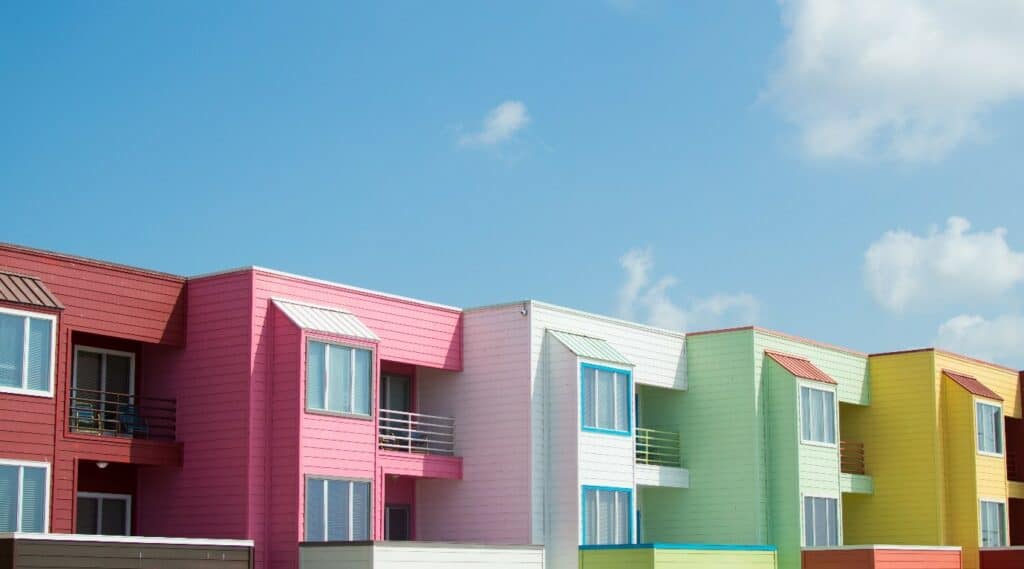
[{"xmin": 385, "ymin": 505, "xmax": 410, "ymax": 540}]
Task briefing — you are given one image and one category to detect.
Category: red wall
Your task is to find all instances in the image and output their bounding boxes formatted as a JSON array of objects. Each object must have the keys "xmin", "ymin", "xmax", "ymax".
[
  {"xmin": 803, "ymin": 548, "xmax": 962, "ymax": 569},
  {"xmin": 979, "ymin": 548, "xmax": 1024, "ymax": 569},
  {"xmin": 0, "ymin": 244, "xmax": 187, "ymax": 534}
]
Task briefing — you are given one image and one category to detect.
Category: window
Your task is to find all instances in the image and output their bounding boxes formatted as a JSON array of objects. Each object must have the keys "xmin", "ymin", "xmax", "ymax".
[
  {"xmin": 76, "ymin": 493, "xmax": 130, "ymax": 535},
  {"xmin": 582, "ymin": 486, "xmax": 631, "ymax": 545},
  {"xmin": 800, "ymin": 386, "xmax": 836, "ymax": 445},
  {"xmin": 0, "ymin": 308, "xmax": 55, "ymax": 396},
  {"xmin": 305, "ymin": 478, "xmax": 370, "ymax": 541},
  {"xmin": 306, "ymin": 341, "xmax": 372, "ymax": 416},
  {"xmin": 977, "ymin": 402, "xmax": 1003, "ymax": 455},
  {"xmin": 0, "ymin": 460, "xmax": 49, "ymax": 533},
  {"xmin": 581, "ymin": 364, "xmax": 630, "ymax": 434},
  {"xmin": 803, "ymin": 496, "xmax": 839, "ymax": 546},
  {"xmin": 981, "ymin": 500, "xmax": 1007, "ymax": 547}
]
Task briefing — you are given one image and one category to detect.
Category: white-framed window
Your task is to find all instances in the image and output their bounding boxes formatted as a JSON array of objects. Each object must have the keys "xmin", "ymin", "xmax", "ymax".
[
  {"xmin": 976, "ymin": 401, "xmax": 1004, "ymax": 456},
  {"xmin": 800, "ymin": 385, "xmax": 836, "ymax": 445},
  {"xmin": 0, "ymin": 459, "xmax": 50, "ymax": 533},
  {"xmin": 0, "ymin": 307, "xmax": 56, "ymax": 397},
  {"xmin": 581, "ymin": 364, "xmax": 631, "ymax": 435},
  {"xmin": 803, "ymin": 495, "xmax": 839, "ymax": 546},
  {"xmin": 76, "ymin": 492, "xmax": 131, "ymax": 536},
  {"xmin": 305, "ymin": 477, "xmax": 371, "ymax": 541},
  {"xmin": 306, "ymin": 340, "xmax": 372, "ymax": 416},
  {"xmin": 980, "ymin": 500, "xmax": 1007, "ymax": 547},
  {"xmin": 582, "ymin": 486, "xmax": 631, "ymax": 545}
]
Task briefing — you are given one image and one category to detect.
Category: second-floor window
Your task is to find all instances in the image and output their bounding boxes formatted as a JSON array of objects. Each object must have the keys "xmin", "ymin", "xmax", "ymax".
[
  {"xmin": 581, "ymin": 363, "xmax": 631, "ymax": 434},
  {"xmin": 800, "ymin": 386, "xmax": 836, "ymax": 445},
  {"xmin": 0, "ymin": 308, "xmax": 55, "ymax": 396},
  {"xmin": 976, "ymin": 402, "xmax": 1003, "ymax": 455},
  {"xmin": 306, "ymin": 340, "xmax": 372, "ymax": 416}
]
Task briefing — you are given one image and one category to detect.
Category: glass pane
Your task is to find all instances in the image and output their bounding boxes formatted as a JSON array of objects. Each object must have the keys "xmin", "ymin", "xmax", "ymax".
[
  {"xmin": 105, "ymin": 355, "xmax": 132, "ymax": 395},
  {"xmin": 803, "ymin": 497, "xmax": 814, "ymax": 546},
  {"xmin": 353, "ymin": 349, "xmax": 371, "ymax": 416},
  {"xmin": 21, "ymin": 466, "xmax": 45, "ymax": 532},
  {"xmin": 382, "ymin": 375, "xmax": 410, "ymax": 411},
  {"xmin": 597, "ymin": 491, "xmax": 614, "ymax": 545},
  {"xmin": 801, "ymin": 388, "xmax": 812, "ymax": 441},
  {"xmin": 0, "ymin": 314, "xmax": 25, "ymax": 388},
  {"xmin": 998, "ymin": 503, "xmax": 1007, "ymax": 546},
  {"xmin": 826, "ymin": 498, "xmax": 838, "ymax": 545},
  {"xmin": 0, "ymin": 465, "xmax": 18, "ymax": 532},
  {"xmin": 307, "ymin": 342, "xmax": 326, "ymax": 410},
  {"xmin": 75, "ymin": 351, "xmax": 102, "ymax": 393},
  {"xmin": 823, "ymin": 391, "xmax": 836, "ymax": 444},
  {"xmin": 326, "ymin": 479, "xmax": 350, "ymax": 540},
  {"xmin": 352, "ymin": 482, "xmax": 370, "ymax": 540},
  {"xmin": 614, "ymin": 373, "xmax": 629, "ymax": 432},
  {"xmin": 597, "ymin": 371, "xmax": 614, "ymax": 430},
  {"xmin": 584, "ymin": 490, "xmax": 597, "ymax": 545},
  {"xmin": 100, "ymin": 498, "xmax": 127, "ymax": 535},
  {"xmin": 582, "ymin": 368, "xmax": 597, "ymax": 428},
  {"xmin": 813, "ymin": 498, "xmax": 828, "ymax": 547},
  {"xmin": 305, "ymin": 478, "xmax": 325, "ymax": 541},
  {"xmin": 614, "ymin": 491, "xmax": 629, "ymax": 544},
  {"xmin": 327, "ymin": 345, "xmax": 352, "ymax": 413},
  {"xmin": 77, "ymin": 497, "xmax": 98, "ymax": 534},
  {"xmin": 26, "ymin": 319, "xmax": 51, "ymax": 391}
]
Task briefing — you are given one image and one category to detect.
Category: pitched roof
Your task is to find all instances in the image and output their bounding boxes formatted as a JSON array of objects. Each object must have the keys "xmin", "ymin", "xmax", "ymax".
[
  {"xmin": 548, "ymin": 329, "xmax": 632, "ymax": 366},
  {"xmin": 272, "ymin": 298, "xmax": 379, "ymax": 342},
  {"xmin": 943, "ymin": 369, "xmax": 1002, "ymax": 401},
  {"xmin": 764, "ymin": 351, "xmax": 836, "ymax": 385},
  {"xmin": 0, "ymin": 270, "xmax": 63, "ymax": 310}
]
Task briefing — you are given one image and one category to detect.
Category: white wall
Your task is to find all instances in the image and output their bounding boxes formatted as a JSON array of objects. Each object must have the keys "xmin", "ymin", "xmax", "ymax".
[
  {"xmin": 416, "ymin": 304, "xmax": 534, "ymax": 544},
  {"xmin": 542, "ymin": 337, "xmax": 581, "ymax": 569},
  {"xmin": 300, "ymin": 543, "xmax": 544, "ymax": 569}
]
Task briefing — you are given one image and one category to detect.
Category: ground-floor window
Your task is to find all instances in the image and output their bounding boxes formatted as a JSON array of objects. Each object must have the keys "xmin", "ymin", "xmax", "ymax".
[
  {"xmin": 0, "ymin": 460, "xmax": 48, "ymax": 533},
  {"xmin": 582, "ymin": 486, "xmax": 631, "ymax": 545},
  {"xmin": 981, "ymin": 500, "xmax": 1007, "ymax": 547},
  {"xmin": 305, "ymin": 477, "xmax": 371, "ymax": 541},
  {"xmin": 76, "ymin": 492, "xmax": 131, "ymax": 535},
  {"xmin": 803, "ymin": 495, "xmax": 839, "ymax": 546}
]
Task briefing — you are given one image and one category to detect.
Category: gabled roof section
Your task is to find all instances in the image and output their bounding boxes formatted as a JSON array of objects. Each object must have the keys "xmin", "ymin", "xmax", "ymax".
[
  {"xmin": 943, "ymin": 369, "xmax": 1002, "ymax": 401},
  {"xmin": 272, "ymin": 298, "xmax": 379, "ymax": 342},
  {"xmin": 548, "ymin": 329, "xmax": 632, "ymax": 366},
  {"xmin": 0, "ymin": 269, "xmax": 63, "ymax": 310},
  {"xmin": 764, "ymin": 351, "xmax": 836, "ymax": 385}
]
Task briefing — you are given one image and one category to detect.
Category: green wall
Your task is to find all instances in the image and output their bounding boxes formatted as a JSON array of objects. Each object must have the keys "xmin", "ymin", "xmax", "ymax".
[{"xmin": 765, "ymin": 358, "xmax": 801, "ymax": 569}]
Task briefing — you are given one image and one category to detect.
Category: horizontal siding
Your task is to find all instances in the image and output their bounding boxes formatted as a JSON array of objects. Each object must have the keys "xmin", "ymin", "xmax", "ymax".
[
  {"xmin": 372, "ymin": 544, "xmax": 544, "ymax": 569},
  {"xmin": 269, "ymin": 311, "xmax": 301, "ymax": 569},
  {"xmin": 655, "ymin": 548, "xmax": 777, "ymax": 569},
  {"xmin": 416, "ymin": 305, "xmax": 532, "ymax": 544}
]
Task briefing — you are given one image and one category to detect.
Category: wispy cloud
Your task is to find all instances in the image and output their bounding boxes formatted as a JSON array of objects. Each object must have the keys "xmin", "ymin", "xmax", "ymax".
[
  {"xmin": 618, "ymin": 247, "xmax": 758, "ymax": 331},
  {"xmin": 767, "ymin": 0, "xmax": 1024, "ymax": 161},
  {"xmin": 459, "ymin": 100, "xmax": 530, "ymax": 147},
  {"xmin": 937, "ymin": 313, "xmax": 1024, "ymax": 364},
  {"xmin": 864, "ymin": 217, "xmax": 1024, "ymax": 312}
]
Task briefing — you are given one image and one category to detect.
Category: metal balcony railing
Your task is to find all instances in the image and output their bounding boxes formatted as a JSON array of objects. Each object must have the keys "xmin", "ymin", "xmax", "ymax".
[
  {"xmin": 840, "ymin": 440, "xmax": 866, "ymax": 475},
  {"xmin": 68, "ymin": 388, "xmax": 176, "ymax": 441},
  {"xmin": 378, "ymin": 409, "xmax": 456, "ymax": 456},
  {"xmin": 635, "ymin": 427, "xmax": 682, "ymax": 467}
]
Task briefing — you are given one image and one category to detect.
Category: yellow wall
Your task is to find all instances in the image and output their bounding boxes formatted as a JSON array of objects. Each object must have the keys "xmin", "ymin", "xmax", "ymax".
[
  {"xmin": 577, "ymin": 548, "xmax": 777, "ymax": 569},
  {"xmin": 842, "ymin": 351, "xmax": 944, "ymax": 545},
  {"xmin": 937, "ymin": 350, "xmax": 1022, "ymax": 419}
]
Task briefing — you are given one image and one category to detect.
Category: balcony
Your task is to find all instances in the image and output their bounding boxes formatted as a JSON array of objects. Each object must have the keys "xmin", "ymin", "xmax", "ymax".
[
  {"xmin": 378, "ymin": 409, "xmax": 456, "ymax": 456},
  {"xmin": 634, "ymin": 427, "xmax": 688, "ymax": 489},
  {"xmin": 840, "ymin": 440, "xmax": 873, "ymax": 495},
  {"xmin": 636, "ymin": 427, "xmax": 681, "ymax": 467},
  {"xmin": 68, "ymin": 388, "xmax": 176, "ymax": 441}
]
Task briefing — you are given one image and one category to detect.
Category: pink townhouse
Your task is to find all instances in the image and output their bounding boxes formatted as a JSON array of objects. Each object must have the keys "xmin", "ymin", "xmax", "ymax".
[{"xmin": 133, "ymin": 266, "xmax": 466, "ymax": 568}]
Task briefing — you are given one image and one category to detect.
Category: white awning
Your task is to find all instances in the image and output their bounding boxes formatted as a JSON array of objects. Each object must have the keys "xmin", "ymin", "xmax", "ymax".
[
  {"xmin": 548, "ymin": 329, "xmax": 632, "ymax": 366},
  {"xmin": 272, "ymin": 298, "xmax": 379, "ymax": 341}
]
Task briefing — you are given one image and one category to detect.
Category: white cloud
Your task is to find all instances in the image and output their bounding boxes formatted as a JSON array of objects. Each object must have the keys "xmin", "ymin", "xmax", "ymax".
[
  {"xmin": 937, "ymin": 313, "xmax": 1024, "ymax": 364},
  {"xmin": 618, "ymin": 248, "xmax": 759, "ymax": 331},
  {"xmin": 864, "ymin": 217, "xmax": 1024, "ymax": 312},
  {"xmin": 459, "ymin": 100, "xmax": 530, "ymax": 147},
  {"xmin": 768, "ymin": 0, "xmax": 1024, "ymax": 161}
]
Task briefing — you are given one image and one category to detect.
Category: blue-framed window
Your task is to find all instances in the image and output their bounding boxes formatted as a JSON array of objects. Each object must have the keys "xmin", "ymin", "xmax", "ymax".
[
  {"xmin": 581, "ymin": 485, "xmax": 632, "ymax": 545},
  {"xmin": 580, "ymin": 363, "xmax": 631, "ymax": 435}
]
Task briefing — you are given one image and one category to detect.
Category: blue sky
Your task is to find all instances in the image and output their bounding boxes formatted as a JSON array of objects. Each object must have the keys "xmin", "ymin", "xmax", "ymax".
[{"xmin": 2, "ymin": 1, "xmax": 1024, "ymax": 365}]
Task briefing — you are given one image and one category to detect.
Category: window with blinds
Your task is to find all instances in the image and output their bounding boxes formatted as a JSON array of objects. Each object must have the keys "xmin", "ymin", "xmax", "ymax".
[
  {"xmin": 981, "ymin": 501, "xmax": 1007, "ymax": 547},
  {"xmin": 803, "ymin": 496, "xmax": 839, "ymax": 546},
  {"xmin": 977, "ymin": 402, "xmax": 1003, "ymax": 455},
  {"xmin": 0, "ymin": 308, "xmax": 54, "ymax": 396},
  {"xmin": 581, "ymin": 364, "xmax": 631, "ymax": 435},
  {"xmin": 306, "ymin": 341, "xmax": 372, "ymax": 416},
  {"xmin": 800, "ymin": 386, "xmax": 836, "ymax": 445},
  {"xmin": 0, "ymin": 461, "xmax": 48, "ymax": 533},
  {"xmin": 305, "ymin": 478, "xmax": 370, "ymax": 541},
  {"xmin": 582, "ymin": 486, "xmax": 631, "ymax": 545}
]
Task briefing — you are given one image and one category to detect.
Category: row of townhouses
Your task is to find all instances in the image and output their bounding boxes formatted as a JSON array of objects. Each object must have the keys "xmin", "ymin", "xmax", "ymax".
[{"xmin": 0, "ymin": 242, "xmax": 1022, "ymax": 569}]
